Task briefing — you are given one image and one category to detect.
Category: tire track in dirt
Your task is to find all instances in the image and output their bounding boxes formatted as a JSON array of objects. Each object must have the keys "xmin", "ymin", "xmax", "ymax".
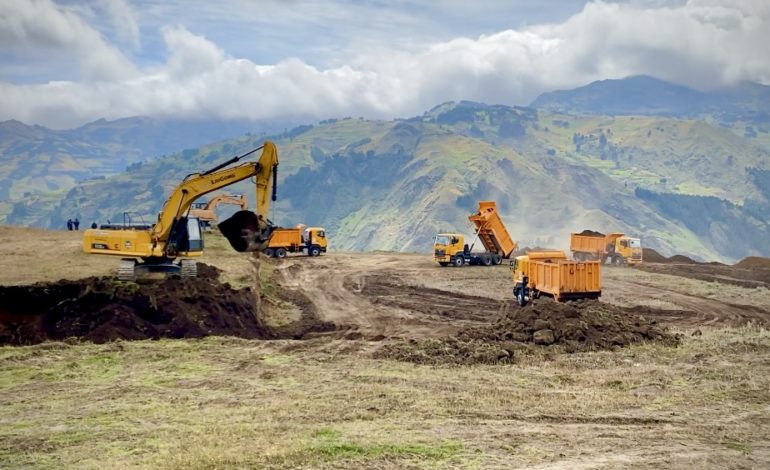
[
  {"xmin": 270, "ymin": 254, "xmax": 506, "ymax": 339},
  {"xmin": 608, "ymin": 278, "xmax": 770, "ymax": 327}
]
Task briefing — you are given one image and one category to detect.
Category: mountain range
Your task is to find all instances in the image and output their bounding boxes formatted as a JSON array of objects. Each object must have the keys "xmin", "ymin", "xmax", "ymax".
[{"xmin": 1, "ymin": 76, "xmax": 769, "ymax": 262}]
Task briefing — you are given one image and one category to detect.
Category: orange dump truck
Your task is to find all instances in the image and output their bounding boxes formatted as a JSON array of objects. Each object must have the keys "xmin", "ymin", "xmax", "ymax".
[
  {"xmin": 511, "ymin": 251, "xmax": 601, "ymax": 306},
  {"xmin": 263, "ymin": 225, "xmax": 327, "ymax": 258},
  {"xmin": 433, "ymin": 201, "xmax": 517, "ymax": 266},
  {"xmin": 570, "ymin": 230, "xmax": 642, "ymax": 265}
]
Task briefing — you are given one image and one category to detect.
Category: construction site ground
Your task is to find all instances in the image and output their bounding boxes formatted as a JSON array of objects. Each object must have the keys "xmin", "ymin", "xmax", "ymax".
[{"xmin": 1, "ymin": 226, "xmax": 769, "ymax": 468}]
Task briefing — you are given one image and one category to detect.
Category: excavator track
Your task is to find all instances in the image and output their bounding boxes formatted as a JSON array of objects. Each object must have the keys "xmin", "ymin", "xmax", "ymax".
[
  {"xmin": 180, "ymin": 259, "xmax": 197, "ymax": 279},
  {"xmin": 118, "ymin": 259, "xmax": 137, "ymax": 281}
]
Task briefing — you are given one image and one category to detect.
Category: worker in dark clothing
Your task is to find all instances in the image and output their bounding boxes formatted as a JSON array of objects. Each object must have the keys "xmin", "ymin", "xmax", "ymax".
[
  {"xmin": 67, "ymin": 219, "xmax": 73, "ymax": 231},
  {"xmin": 73, "ymin": 218, "xmax": 80, "ymax": 230},
  {"xmin": 91, "ymin": 221, "xmax": 97, "ymax": 229}
]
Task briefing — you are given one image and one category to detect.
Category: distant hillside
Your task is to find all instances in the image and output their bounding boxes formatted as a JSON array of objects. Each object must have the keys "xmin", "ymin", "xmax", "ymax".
[
  {"xmin": 530, "ymin": 76, "xmax": 770, "ymax": 126},
  {"xmin": 8, "ymin": 103, "xmax": 769, "ymax": 262},
  {"xmin": 0, "ymin": 116, "xmax": 296, "ymax": 221}
]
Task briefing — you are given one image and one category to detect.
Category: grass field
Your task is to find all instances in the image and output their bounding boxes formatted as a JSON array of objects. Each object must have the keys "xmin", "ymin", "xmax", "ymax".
[{"xmin": 1, "ymin": 227, "xmax": 769, "ymax": 468}]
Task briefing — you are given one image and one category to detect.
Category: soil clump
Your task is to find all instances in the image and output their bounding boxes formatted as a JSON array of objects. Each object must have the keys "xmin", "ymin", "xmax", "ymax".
[{"xmin": 375, "ymin": 299, "xmax": 679, "ymax": 365}]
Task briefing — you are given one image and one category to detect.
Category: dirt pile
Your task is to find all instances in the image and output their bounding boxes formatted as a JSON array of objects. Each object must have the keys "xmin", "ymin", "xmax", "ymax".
[
  {"xmin": 667, "ymin": 254, "xmax": 698, "ymax": 264},
  {"xmin": 469, "ymin": 300, "xmax": 677, "ymax": 348},
  {"xmin": 0, "ymin": 264, "xmax": 333, "ymax": 345},
  {"xmin": 376, "ymin": 300, "xmax": 679, "ymax": 365},
  {"xmin": 577, "ymin": 229, "xmax": 605, "ymax": 237},
  {"xmin": 735, "ymin": 256, "xmax": 770, "ymax": 269},
  {"xmin": 642, "ymin": 248, "xmax": 698, "ymax": 264}
]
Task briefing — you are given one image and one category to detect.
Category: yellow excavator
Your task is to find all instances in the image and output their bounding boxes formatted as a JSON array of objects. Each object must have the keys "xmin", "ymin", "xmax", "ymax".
[
  {"xmin": 83, "ymin": 142, "xmax": 279, "ymax": 280},
  {"xmin": 188, "ymin": 193, "xmax": 249, "ymax": 229}
]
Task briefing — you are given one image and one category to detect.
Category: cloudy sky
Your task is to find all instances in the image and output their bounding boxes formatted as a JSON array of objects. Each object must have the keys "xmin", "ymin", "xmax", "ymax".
[{"xmin": 1, "ymin": 0, "xmax": 768, "ymax": 128}]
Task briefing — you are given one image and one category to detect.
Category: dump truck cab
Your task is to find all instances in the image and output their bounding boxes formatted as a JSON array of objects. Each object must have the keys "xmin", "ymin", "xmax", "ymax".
[
  {"xmin": 433, "ymin": 233, "xmax": 466, "ymax": 266},
  {"xmin": 609, "ymin": 234, "xmax": 643, "ymax": 265},
  {"xmin": 304, "ymin": 227, "xmax": 328, "ymax": 254}
]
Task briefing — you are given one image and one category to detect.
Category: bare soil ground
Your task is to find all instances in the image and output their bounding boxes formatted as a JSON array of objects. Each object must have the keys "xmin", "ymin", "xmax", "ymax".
[{"xmin": 1, "ymin": 227, "xmax": 770, "ymax": 468}]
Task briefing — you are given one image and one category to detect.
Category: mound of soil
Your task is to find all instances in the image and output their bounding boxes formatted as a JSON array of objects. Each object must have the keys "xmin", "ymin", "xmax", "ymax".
[
  {"xmin": 0, "ymin": 264, "xmax": 333, "ymax": 346},
  {"xmin": 577, "ymin": 229, "xmax": 605, "ymax": 237},
  {"xmin": 735, "ymin": 256, "xmax": 770, "ymax": 269},
  {"xmin": 666, "ymin": 254, "xmax": 698, "ymax": 264},
  {"xmin": 642, "ymin": 248, "xmax": 699, "ymax": 264},
  {"xmin": 642, "ymin": 248, "xmax": 668, "ymax": 263},
  {"xmin": 375, "ymin": 300, "xmax": 679, "ymax": 365}
]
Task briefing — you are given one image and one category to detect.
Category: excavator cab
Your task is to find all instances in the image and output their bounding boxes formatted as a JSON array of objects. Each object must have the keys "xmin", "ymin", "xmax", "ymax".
[{"xmin": 167, "ymin": 217, "xmax": 204, "ymax": 254}]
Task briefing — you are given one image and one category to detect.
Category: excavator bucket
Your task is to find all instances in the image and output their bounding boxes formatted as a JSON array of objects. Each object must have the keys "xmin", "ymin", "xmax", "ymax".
[{"xmin": 218, "ymin": 210, "xmax": 275, "ymax": 252}]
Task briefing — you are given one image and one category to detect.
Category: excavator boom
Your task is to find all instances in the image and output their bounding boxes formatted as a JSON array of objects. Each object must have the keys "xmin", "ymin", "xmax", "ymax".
[
  {"xmin": 152, "ymin": 142, "xmax": 278, "ymax": 251},
  {"xmin": 83, "ymin": 142, "xmax": 279, "ymax": 279}
]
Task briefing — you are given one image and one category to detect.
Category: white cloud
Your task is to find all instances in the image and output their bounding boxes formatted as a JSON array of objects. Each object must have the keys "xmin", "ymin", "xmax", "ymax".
[
  {"xmin": 0, "ymin": 0, "xmax": 137, "ymax": 81},
  {"xmin": 0, "ymin": 0, "xmax": 768, "ymax": 128},
  {"xmin": 100, "ymin": 0, "xmax": 141, "ymax": 50}
]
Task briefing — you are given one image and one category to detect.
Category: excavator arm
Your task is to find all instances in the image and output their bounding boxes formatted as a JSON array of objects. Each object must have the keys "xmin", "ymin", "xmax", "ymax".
[
  {"xmin": 153, "ymin": 142, "xmax": 279, "ymax": 253},
  {"xmin": 206, "ymin": 194, "xmax": 249, "ymax": 212}
]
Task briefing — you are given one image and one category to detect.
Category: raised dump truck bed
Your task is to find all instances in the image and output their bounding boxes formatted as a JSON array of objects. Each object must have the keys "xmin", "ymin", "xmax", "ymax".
[
  {"xmin": 468, "ymin": 201, "xmax": 517, "ymax": 258},
  {"xmin": 433, "ymin": 201, "xmax": 517, "ymax": 267},
  {"xmin": 511, "ymin": 251, "xmax": 602, "ymax": 305}
]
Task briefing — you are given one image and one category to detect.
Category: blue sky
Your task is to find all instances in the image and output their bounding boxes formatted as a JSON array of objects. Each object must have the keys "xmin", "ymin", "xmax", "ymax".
[{"xmin": 0, "ymin": 0, "xmax": 768, "ymax": 128}]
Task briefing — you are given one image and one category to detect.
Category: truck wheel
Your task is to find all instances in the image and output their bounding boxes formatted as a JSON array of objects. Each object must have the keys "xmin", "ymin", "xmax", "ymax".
[
  {"xmin": 264, "ymin": 248, "xmax": 275, "ymax": 257},
  {"xmin": 453, "ymin": 256, "xmax": 464, "ymax": 267},
  {"xmin": 482, "ymin": 254, "xmax": 493, "ymax": 266},
  {"xmin": 309, "ymin": 246, "xmax": 321, "ymax": 257},
  {"xmin": 275, "ymin": 247, "xmax": 287, "ymax": 258},
  {"xmin": 493, "ymin": 253, "xmax": 502, "ymax": 265},
  {"xmin": 613, "ymin": 256, "xmax": 625, "ymax": 266},
  {"xmin": 439, "ymin": 262, "xmax": 449, "ymax": 267}
]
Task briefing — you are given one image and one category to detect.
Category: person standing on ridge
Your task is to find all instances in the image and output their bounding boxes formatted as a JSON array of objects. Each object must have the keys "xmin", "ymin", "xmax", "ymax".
[
  {"xmin": 73, "ymin": 218, "xmax": 80, "ymax": 230},
  {"xmin": 67, "ymin": 219, "xmax": 73, "ymax": 231}
]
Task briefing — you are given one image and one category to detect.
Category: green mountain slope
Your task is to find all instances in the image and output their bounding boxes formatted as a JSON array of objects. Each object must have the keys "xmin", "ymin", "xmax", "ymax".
[
  {"xmin": 5, "ymin": 104, "xmax": 770, "ymax": 262},
  {"xmin": 0, "ymin": 117, "xmax": 293, "ymax": 223}
]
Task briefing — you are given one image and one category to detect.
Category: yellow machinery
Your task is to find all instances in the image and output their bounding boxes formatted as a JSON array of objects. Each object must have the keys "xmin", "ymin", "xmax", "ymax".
[
  {"xmin": 83, "ymin": 142, "xmax": 279, "ymax": 280},
  {"xmin": 511, "ymin": 251, "xmax": 602, "ymax": 306},
  {"xmin": 189, "ymin": 193, "xmax": 249, "ymax": 228},
  {"xmin": 433, "ymin": 201, "xmax": 517, "ymax": 267},
  {"xmin": 570, "ymin": 230, "xmax": 643, "ymax": 265},
  {"xmin": 265, "ymin": 225, "xmax": 328, "ymax": 258}
]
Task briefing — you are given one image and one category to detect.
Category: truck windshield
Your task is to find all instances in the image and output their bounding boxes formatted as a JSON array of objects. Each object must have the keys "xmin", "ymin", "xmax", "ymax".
[
  {"xmin": 629, "ymin": 239, "xmax": 641, "ymax": 248},
  {"xmin": 435, "ymin": 235, "xmax": 451, "ymax": 245}
]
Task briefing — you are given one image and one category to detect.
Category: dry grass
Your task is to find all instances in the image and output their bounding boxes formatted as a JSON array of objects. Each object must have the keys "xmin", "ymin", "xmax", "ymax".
[
  {"xmin": 1, "ymin": 328, "xmax": 769, "ymax": 469},
  {"xmin": 0, "ymin": 226, "xmax": 115, "ymax": 285},
  {"xmin": 2, "ymin": 227, "xmax": 770, "ymax": 468}
]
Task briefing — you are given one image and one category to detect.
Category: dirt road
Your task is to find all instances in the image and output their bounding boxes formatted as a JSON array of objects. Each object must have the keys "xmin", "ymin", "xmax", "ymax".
[
  {"xmin": 270, "ymin": 253, "xmax": 770, "ymax": 337},
  {"xmin": 272, "ymin": 253, "xmax": 508, "ymax": 340}
]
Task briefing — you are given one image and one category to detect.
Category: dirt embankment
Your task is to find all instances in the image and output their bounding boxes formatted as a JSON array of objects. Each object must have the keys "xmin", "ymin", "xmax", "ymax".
[
  {"xmin": 735, "ymin": 256, "xmax": 770, "ymax": 269},
  {"xmin": 638, "ymin": 250, "xmax": 770, "ymax": 289},
  {"xmin": 376, "ymin": 299, "xmax": 679, "ymax": 365},
  {"xmin": 0, "ymin": 263, "xmax": 333, "ymax": 346}
]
